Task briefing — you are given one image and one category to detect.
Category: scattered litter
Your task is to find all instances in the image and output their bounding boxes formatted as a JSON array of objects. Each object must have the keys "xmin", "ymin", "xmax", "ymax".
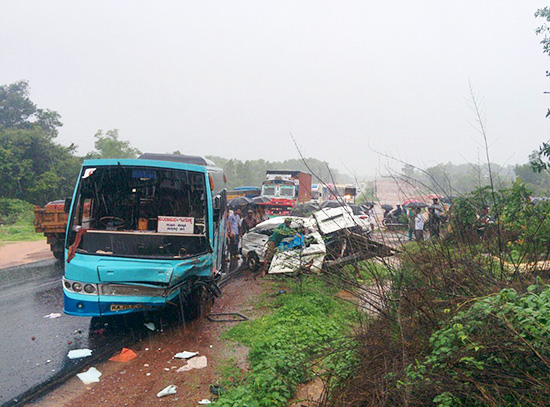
[
  {"xmin": 144, "ymin": 363, "xmax": 149, "ymax": 367},
  {"xmin": 109, "ymin": 348, "xmax": 137, "ymax": 363},
  {"xmin": 198, "ymin": 400, "xmax": 211, "ymax": 405},
  {"xmin": 77, "ymin": 367, "xmax": 102, "ymax": 384},
  {"xmin": 45, "ymin": 360, "xmax": 51, "ymax": 364},
  {"xmin": 277, "ymin": 290, "xmax": 287, "ymax": 295},
  {"xmin": 68, "ymin": 349, "xmax": 92, "ymax": 359},
  {"xmin": 176, "ymin": 356, "xmax": 208, "ymax": 372},
  {"xmin": 209, "ymin": 345, "xmax": 213, "ymax": 348},
  {"xmin": 31, "ymin": 337, "xmax": 36, "ymax": 341},
  {"xmin": 146, "ymin": 373, "xmax": 151, "ymax": 376},
  {"xmin": 43, "ymin": 313, "xmax": 62, "ymax": 319},
  {"xmin": 174, "ymin": 351, "xmax": 198, "ymax": 360},
  {"xmin": 145, "ymin": 348, "xmax": 149, "ymax": 351},
  {"xmin": 73, "ymin": 329, "xmax": 82, "ymax": 335},
  {"xmin": 144, "ymin": 322, "xmax": 155, "ymax": 331},
  {"xmin": 156, "ymin": 385, "xmax": 177, "ymax": 398}
]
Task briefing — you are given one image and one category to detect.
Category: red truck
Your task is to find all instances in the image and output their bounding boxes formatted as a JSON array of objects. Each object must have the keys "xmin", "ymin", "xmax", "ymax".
[{"xmin": 260, "ymin": 170, "xmax": 312, "ymax": 216}]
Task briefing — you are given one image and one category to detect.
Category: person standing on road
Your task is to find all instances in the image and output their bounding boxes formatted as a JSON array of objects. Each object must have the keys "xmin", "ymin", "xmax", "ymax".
[
  {"xmin": 227, "ymin": 209, "xmax": 241, "ymax": 260},
  {"xmin": 241, "ymin": 209, "xmax": 257, "ymax": 236},
  {"xmin": 429, "ymin": 198, "xmax": 445, "ymax": 238},
  {"xmin": 261, "ymin": 218, "xmax": 295, "ymax": 277},
  {"xmin": 414, "ymin": 208, "xmax": 425, "ymax": 242},
  {"xmin": 407, "ymin": 206, "xmax": 415, "ymax": 241}
]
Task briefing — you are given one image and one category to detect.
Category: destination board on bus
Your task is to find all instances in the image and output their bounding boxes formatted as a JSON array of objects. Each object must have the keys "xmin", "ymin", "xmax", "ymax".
[{"xmin": 157, "ymin": 216, "xmax": 195, "ymax": 234}]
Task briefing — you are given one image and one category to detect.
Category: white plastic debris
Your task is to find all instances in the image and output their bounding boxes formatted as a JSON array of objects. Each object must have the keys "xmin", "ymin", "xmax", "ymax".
[
  {"xmin": 156, "ymin": 385, "xmax": 177, "ymax": 398},
  {"xmin": 176, "ymin": 356, "xmax": 208, "ymax": 372},
  {"xmin": 77, "ymin": 367, "xmax": 102, "ymax": 384},
  {"xmin": 174, "ymin": 351, "xmax": 199, "ymax": 360},
  {"xmin": 144, "ymin": 322, "xmax": 155, "ymax": 331},
  {"xmin": 43, "ymin": 313, "xmax": 62, "ymax": 319},
  {"xmin": 164, "ymin": 368, "xmax": 170, "ymax": 371},
  {"xmin": 68, "ymin": 349, "xmax": 93, "ymax": 359},
  {"xmin": 146, "ymin": 373, "xmax": 151, "ymax": 376},
  {"xmin": 198, "ymin": 400, "xmax": 212, "ymax": 405}
]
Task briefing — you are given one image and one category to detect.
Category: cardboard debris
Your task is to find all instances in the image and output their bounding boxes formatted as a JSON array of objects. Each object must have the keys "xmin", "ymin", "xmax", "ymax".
[
  {"xmin": 157, "ymin": 385, "xmax": 177, "ymax": 398},
  {"xmin": 109, "ymin": 348, "xmax": 137, "ymax": 362},
  {"xmin": 67, "ymin": 349, "xmax": 92, "ymax": 359},
  {"xmin": 43, "ymin": 313, "xmax": 62, "ymax": 319},
  {"xmin": 174, "ymin": 351, "xmax": 199, "ymax": 359},
  {"xmin": 77, "ymin": 367, "xmax": 101, "ymax": 384},
  {"xmin": 177, "ymin": 356, "xmax": 207, "ymax": 372}
]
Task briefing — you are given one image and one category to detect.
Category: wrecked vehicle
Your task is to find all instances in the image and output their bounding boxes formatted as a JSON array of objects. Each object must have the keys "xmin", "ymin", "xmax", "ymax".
[
  {"xmin": 241, "ymin": 206, "xmax": 396, "ymax": 274},
  {"xmin": 62, "ymin": 153, "xmax": 227, "ymax": 317}
]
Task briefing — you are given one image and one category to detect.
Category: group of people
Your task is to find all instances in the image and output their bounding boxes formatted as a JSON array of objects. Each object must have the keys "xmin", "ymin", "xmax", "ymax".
[
  {"xmin": 226, "ymin": 207, "xmax": 268, "ymax": 259},
  {"xmin": 409, "ymin": 197, "xmax": 446, "ymax": 241}
]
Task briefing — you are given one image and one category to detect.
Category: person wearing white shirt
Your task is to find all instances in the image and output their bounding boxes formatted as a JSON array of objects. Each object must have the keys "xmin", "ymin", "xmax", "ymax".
[{"xmin": 414, "ymin": 208, "xmax": 425, "ymax": 242}]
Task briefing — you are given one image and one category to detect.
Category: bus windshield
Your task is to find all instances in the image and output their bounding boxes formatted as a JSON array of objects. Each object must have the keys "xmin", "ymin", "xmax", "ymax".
[{"xmin": 67, "ymin": 165, "xmax": 208, "ymax": 259}]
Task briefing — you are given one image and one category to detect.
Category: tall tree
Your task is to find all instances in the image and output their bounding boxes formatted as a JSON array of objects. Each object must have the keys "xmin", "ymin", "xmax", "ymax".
[
  {"xmin": 86, "ymin": 129, "xmax": 141, "ymax": 159},
  {"xmin": 0, "ymin": 80, "xmax": 81, "ymax": 204}
]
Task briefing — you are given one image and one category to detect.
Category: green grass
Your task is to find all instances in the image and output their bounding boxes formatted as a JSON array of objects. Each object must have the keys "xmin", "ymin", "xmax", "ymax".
[
  {"xmin": 0, "ymin": 198, "xmax": 44, "ymax": 242},
  {"xmin": 213, "ymin": 276, "xmax": 358, "ymax": 407}
]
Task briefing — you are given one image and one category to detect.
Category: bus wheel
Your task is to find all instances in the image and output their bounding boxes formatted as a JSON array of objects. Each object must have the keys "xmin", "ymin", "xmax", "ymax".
[
  {"xmin": 182, "ymin": 283, "xmax": 213, "ymax": 321},
  {"xmin": 247, "ymin": 253, "xmax": 260, "ymax": 272}
]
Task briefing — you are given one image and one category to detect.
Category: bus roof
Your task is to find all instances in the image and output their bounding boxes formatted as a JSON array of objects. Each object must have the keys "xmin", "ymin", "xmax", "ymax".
[{"xmin": 139, "ymin": 153, "xmax": 216, "ymax": 167}]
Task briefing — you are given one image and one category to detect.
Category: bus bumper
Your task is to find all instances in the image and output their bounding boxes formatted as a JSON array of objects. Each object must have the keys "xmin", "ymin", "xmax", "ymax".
[{"xmin": 63, "ymin": 290, "xmax": 180, "ymax": 317}]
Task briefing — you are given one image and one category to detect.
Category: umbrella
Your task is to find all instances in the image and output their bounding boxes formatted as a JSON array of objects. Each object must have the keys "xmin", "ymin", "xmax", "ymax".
[
  {"xmin": 290, "ymin": 202, "xmax": 320, "ymax": 217},
  {"xmin": 251, "ymin": 196, "xmax": 270, "ymax": 204},
  {"xmin": 320, "ymin": 200, "xmax": 345, "ymax": 209},
  {"xmin": 404, "ymin": 201, "xmax": 428, "ymax": 209},
  {"xmin": 380, "ymin": 204, "xmax": 393, "ymax": 211},
  {"xmin": 402, "ymin": 199, "xmax": 420, "ymax": 206},
  {"xmin": 228, "ymin": 196, "xmax": 254, "ymax": 209}
]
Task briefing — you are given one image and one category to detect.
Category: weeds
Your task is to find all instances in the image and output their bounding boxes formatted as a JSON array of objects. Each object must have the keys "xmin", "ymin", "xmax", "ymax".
[
  {"xmin": 0, "ymin": 198, "xmax": 42, "ymax": 241},
  {"xmin": 214, "ymin": 276, "xmax": 356, "ymax": 407}
]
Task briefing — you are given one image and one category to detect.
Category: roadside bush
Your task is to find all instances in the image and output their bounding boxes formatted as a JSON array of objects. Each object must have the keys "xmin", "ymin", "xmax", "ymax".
[
  {"xmin": 405, "ymin": 285, "xmax": 550, "ymax": 406},
  {"xmin": 0, "ymin": 198, "xmax": 41, "ymax": 241},
  {"xmin": 214, "ymin": 276, "xmax": 356, "ymax": 407}
]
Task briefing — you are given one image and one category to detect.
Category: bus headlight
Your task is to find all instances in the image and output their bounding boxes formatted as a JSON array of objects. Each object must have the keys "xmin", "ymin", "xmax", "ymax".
[
  {"xmin": 83, "ymin": 284, "xmax": 96, "ymax": 294},
  {"xmin": 72, "ymin": 282, "xmax": 83, "ymax": 292}
]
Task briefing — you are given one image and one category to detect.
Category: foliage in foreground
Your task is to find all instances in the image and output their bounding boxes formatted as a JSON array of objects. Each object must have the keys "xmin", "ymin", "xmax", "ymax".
[
  {"xmin": 405, "ymin": 284, "xmax": 550, "ymax": 406},
  {"xmin": 0, "ymin": 198, "xmax": 42, "ymax": 241},
  {"xmin": 214, "ymin": 277, "xmax": 357, "ymax": 407}
]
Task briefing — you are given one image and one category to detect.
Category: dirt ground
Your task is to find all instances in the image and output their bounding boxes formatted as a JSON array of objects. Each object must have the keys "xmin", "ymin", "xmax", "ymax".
[
  {"xmin": 30, "ymin": 270, "xmax": 273, "ymax": 407},
  {"xmin": 0, "ymin": 240, "xmax": 54, "ymax": 269}
]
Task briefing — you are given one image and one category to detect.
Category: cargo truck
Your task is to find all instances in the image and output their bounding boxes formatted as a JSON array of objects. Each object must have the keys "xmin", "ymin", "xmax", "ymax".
[{"xmin": 260, "ymin": 170, "xmax": 312, "ymax": 216}]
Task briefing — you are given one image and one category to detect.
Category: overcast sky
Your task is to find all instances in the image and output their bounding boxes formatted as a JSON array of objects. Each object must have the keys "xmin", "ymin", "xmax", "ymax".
[{"xmin": 1, "ymin": 1, "xmax": 549, "ymax": 177}]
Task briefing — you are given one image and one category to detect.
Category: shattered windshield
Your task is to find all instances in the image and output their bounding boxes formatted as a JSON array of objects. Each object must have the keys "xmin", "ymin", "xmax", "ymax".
[{"xmin": 67, "ymin": 165, "xmax": 208, "ymax": 258}]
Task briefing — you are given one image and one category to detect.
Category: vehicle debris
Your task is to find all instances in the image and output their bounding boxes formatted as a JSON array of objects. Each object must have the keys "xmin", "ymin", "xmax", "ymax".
[
  {"xmin": 67, "ymin": 349, "xmax": 92, "ymax": 359},
  {"xmin": 176, "ymin": 356, "xmax": 208, "ymax": 372},
  {"xmin": 174, "ymin": 351, "xmax": 199, "ymax": 359},
  {"xmin": 109, "ymin": 348, "xmax": 137, "ymax": 362},
  {"xmin": 206, "ymin": 312, "xmax": 248, "ymax": 322},
  {"xmin": 76, "ymin": 367, "xmax": 102, "ymax": 384},
  {"xmin": 156, "ymin": 384, "xmax": 177, "ymax": 398},
  {"xmin": 43, "ymin": 313, "xmax": 62, "ymax": 319}
]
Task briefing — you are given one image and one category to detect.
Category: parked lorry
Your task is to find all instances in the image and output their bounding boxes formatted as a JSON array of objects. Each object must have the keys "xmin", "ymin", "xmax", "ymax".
[
  {"xmin": 34, "ymin": 200, "xmax": 69, "ymax": 260},
  {"xmin": 260, "ymin": 170, "xmax": 312, "ymax": 216}
]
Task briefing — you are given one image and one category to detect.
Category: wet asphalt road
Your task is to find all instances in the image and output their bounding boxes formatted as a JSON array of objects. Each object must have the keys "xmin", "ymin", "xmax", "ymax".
[
  {"xmin": 0, "ymin": 258, "xmax": 242, "ymax": 406},
  {"xmin": 0, "ymin": 260, "xmax": 96, "ymax": 406}
]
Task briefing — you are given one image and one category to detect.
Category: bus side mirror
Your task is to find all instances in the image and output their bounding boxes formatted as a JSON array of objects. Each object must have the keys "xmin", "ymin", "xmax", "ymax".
[
  {"xmin": 64, "ymin": 198, "xmax": 72, "ymax": 213},
  {"xmin": 213, "ymin": 196, "xmax": 221, "ymax": 210}
]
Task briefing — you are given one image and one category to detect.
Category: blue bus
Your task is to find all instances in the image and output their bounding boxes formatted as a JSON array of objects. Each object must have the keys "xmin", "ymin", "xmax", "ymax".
[{"xmin": 62, "ymin": 153, "xmax": 227, "ymax": 317}]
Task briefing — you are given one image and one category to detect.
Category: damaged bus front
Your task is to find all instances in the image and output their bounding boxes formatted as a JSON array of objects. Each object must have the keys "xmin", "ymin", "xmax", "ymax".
[{"xmin": 63, "ymin": 154, "xmax": 227, "ymax": 317}]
